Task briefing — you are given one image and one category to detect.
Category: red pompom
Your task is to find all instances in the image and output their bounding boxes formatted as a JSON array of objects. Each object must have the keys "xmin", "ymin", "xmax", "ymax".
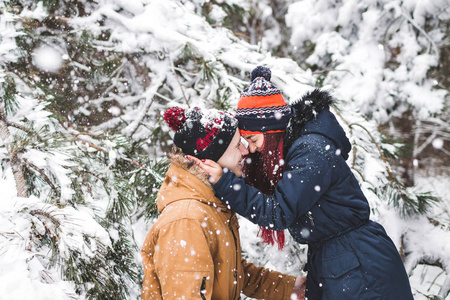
[{"xmin": 164, "ymin": 106, "xmax": 186, "ymax": 131}]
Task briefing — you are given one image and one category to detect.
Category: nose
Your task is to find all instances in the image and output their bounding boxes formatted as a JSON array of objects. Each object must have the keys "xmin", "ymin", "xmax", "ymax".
[
  {"xmin": 241, "ymin": 143, "xmax": 249, "ymax": 155},
  {"xmin": 248, "ymin": 144, "xmax": 256, "ymax": 153}
]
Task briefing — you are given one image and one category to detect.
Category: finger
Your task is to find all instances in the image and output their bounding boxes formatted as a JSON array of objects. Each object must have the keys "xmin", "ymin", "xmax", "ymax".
[
  {"xmin": 200, "ymin": 159, "xmax": 216, "ymax": 166},
  {"xmin": 198, "ymin": 163, "xmax": 214, "ymax": 173},
  {"xmin": 186, "ymin": 155, "xmax": 202, "ymax": 165}
]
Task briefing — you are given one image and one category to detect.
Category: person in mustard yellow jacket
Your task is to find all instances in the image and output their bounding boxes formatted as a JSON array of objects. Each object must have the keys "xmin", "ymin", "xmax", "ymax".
[{"xmin": 141, "ymin": 106, "xmax": 305, "ymax": 300}]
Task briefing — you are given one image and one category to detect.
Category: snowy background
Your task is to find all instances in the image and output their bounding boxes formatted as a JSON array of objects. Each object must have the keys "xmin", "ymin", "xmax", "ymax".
[{"xmin": 0, "ymin": 0, "xmax": 449, "ymax": 299}]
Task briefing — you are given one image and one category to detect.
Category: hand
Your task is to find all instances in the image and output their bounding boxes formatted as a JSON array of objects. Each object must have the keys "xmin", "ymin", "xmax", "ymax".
[
  {"xmin": 186, "ymin": 156, "xmax": 224, "ymax": 184},
  {"xmin": 293, "ymin": 275, "xmax": 306, "ymax": 300}
]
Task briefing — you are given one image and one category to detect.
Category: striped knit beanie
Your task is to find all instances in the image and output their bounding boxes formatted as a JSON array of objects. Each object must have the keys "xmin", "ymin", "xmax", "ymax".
[{"xmin": 236, "ymin": 66, "xmax": 292, "ymax": 135}]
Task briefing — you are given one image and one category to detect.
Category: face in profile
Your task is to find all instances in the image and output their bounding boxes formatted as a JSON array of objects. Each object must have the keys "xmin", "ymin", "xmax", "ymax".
[
  {"xmin": 242, "ymin": 133, "xmax": 265, "ymax": 153},
  {"xmin": 217, "ymin": 130, "xmax": 249, "ymax": 177}
]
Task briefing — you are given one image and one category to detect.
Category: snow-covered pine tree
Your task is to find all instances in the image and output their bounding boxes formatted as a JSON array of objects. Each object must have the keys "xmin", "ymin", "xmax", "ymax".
[
  {"xmin": 1, "ymin": 1, "xmax": 166, "ymax": 298},
  {"xmin": 192, "ymin": 1, "xmax": 450, "ymax": 297},
  {"xmin": 1, "ymin": 0, "xmax": 449, "ymax": 299},
  {"xmin": 276, "ymin": 1, "xmax": 450, "ymax": 298}
]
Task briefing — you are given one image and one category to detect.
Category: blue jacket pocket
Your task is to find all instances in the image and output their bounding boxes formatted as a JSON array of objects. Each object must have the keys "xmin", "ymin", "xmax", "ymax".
[{"xmin": 321, "ymin": 252, "xmax": 360, "ymax": 279}]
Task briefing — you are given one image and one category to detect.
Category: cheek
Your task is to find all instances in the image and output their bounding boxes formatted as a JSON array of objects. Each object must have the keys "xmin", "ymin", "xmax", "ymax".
[
  {"xmin": 222, "ymin": 152, "xmax": 240, "ymax": 167},
  {"xmin": 233, "ymin": 152, "xmax": 241, "ymax": 165}
]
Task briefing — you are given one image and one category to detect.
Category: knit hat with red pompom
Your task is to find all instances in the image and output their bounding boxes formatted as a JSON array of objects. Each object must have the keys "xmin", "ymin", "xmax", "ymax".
[
  {"xmin": 236, "ymin": 66, "xmax": 292, "ymax": 135},
  {"xmin": 163, "ymin": 106, "xmax": 238, "ymax": 161}
]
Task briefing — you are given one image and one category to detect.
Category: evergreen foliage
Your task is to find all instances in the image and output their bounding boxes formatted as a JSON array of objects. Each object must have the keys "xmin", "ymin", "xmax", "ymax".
[{"xmin": 0, "ymin": 0, "xmax": 449, "ymax": 299}]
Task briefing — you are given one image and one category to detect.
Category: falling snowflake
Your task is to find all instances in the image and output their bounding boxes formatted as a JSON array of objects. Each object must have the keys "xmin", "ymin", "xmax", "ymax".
[
  {"xmin": 432, "ymin": 138, "xmax": 443, "ymax": 149},
  {"xmin": 32, "ymin": 46, "xmax": 63, "ymax": 73}
]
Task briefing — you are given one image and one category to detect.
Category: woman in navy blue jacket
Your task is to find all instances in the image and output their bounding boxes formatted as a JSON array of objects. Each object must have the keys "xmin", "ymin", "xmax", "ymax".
[{"xmin": 195, "ymin": 66, "xmax": 414, "ymax": 299}]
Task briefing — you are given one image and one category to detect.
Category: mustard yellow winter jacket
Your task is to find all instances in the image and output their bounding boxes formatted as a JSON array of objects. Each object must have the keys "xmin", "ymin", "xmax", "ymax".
[{"xmin": 141, "ymin": 154, "xmax": 296, "ymax": 300}]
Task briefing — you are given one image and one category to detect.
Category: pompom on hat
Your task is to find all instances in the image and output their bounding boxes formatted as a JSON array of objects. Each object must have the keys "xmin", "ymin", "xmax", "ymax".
[
  {"xmin": 236, "ymin": 66, "xmax": 292, "ymax": 135},
  {"xmin": 163, "ymin": 106, "xmax": 238, "ymax": 161}
]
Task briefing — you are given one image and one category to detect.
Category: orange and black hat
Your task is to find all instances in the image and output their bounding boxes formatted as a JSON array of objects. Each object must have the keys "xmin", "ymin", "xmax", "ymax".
[{"xmin": 236, "ymin": 66, "xmax": 292, "ymax": 135}]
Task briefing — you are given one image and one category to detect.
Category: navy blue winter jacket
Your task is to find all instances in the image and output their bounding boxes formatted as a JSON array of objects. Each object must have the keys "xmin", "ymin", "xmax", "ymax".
[{"xmin": 214, "ymin": 90, "xmax": 414, "ymax": 299}]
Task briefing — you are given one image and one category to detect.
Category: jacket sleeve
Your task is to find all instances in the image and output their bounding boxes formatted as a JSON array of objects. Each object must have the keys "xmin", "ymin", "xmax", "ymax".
[
  {"xmin": 213, "ymin": 134, "xmax": 334, "ymax": 231},
  {"xmin": 148, "ymin": 218, "xmax": 215, "ymax": 299},
  {"xmin": 241, "ymin": 258, "xmax": 296, "ymax": 300}
]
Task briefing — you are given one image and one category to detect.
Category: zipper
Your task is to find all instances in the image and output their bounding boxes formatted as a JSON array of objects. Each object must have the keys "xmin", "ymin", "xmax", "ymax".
[
  {"xmin": 200, "ymin": 276, "xmax": 207, "ymax": 300},
  {"xmin": 306, "ymin": 211, "xmax": 315, "ymax": 227}
]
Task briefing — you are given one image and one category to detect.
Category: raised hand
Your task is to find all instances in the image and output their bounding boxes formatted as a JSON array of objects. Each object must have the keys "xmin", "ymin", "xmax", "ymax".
[
  {"xmin": 186, "ymin": 155, "xmax": 224, "ymax": 184},
  {"xmin": 293, "ymin": 275, "xmax": 306, "ymax": 300}
]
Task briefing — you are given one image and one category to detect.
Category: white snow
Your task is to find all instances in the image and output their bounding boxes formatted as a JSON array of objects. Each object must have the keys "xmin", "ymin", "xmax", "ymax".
[{"xmin": 0, "ymin": 0, "xmax": 448, "ymax": 299}]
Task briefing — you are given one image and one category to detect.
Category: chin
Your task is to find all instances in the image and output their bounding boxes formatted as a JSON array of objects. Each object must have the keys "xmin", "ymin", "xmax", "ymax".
[{"xmin": 234, "ymin": 166, "xmax": 243, "ymax": 177}]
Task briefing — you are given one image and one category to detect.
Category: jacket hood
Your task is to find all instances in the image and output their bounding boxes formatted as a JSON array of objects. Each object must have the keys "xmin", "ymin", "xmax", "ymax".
[
  {"xmin": 284, "ymin": 89, "xmax": 351, "ymax": 160},
  {"xmin": 157, "ymin": 153, "xmax": 229, "ymax": 212}
]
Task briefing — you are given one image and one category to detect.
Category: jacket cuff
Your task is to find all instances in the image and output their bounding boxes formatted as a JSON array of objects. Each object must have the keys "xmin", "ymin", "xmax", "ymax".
[
  {"xmin": 213, "ymin": 169, "xmax": 233, "ymax": 196},
  {"xmin": 285, "ymin": 275, "xmax": 297, "ymax": 298}
]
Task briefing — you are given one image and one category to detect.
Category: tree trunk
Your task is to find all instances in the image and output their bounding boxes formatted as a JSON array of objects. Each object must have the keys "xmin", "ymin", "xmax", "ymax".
[
  {"xmin": 396, "ymin": 110, "xmax": 415, "ymax": 187},
  {"xmin": 0, "ymin": 104, "xmax": 28, "ymax": 197}
]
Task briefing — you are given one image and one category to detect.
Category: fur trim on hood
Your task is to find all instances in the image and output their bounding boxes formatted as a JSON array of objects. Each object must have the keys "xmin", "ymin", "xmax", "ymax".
[
  {"xmin": 284, "ymin": 89, "xmax": 334, "ymax": 152},
  {"xmin": 167, "ymin": 147, "xmax": 212, "ymax": 189}
]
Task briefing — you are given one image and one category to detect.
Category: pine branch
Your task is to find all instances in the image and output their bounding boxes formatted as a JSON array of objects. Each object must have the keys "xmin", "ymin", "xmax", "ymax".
[
  {"xmin": 23, "ymin": 158, "xmax": 61, "ymax": 200},
  {"xmin": 312, "ymin": 68, "xmax": 355, "ymax": 76},
  {"xmin": 414, "ymin": 129, "xmax": 437, "ymax": 157},
  {"xmin": 398, "ymin": 6, "xmax": 440, "ymax": 56},
  {"xmin": 170, "ymin": 55, "xmax": 191, "ymax": 108},
  {"xmin": 6, "ymin": 120, "xmax": 45, "ymax": 143},
  {"xmin": 332, "ymin": 107, "xmax": 393, "ymax": 181},
  {"xmin": 74, "ymin": 136, "xmax": 109, "ymax": 155},
  {"xmin": 348, "ymin": 122, "xmax": 397, "ymax": 184},
  {"xmin": 334, "ymin": 107, "xmax": 439, "ymax": 216},
  {"xmin": 29, "ymin": 209, "xmax": 61, "ymax": 228},
  {"xmin": 72, "ymin": 134, "xmax": 161, "ymax": 173}
]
